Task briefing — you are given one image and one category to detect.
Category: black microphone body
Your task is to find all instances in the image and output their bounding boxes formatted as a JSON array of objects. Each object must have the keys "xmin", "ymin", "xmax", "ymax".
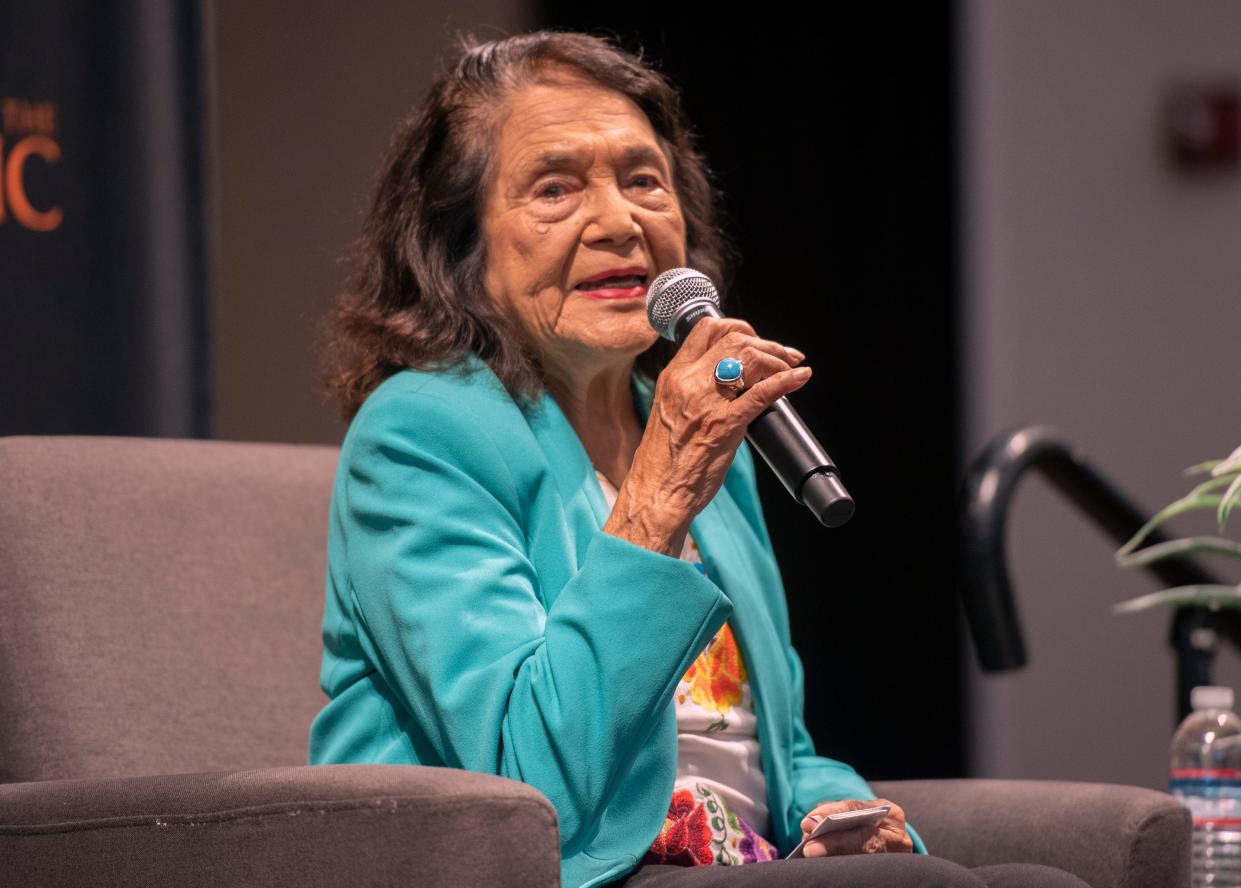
[{"xmin": 650, "ymin": 270, "xmax": 854, "ymax": 528}]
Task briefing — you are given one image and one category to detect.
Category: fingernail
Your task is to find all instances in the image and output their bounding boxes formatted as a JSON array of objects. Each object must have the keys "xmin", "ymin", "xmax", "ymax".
[
  {"xmin": 802, "ymin": 814, "xmax": 822, "ymax": 830},
  {"xmin": 788, "ymin": 348, "xmax": 806, "ymax": 363},
  {"xmin": 793, "ymin": 367, "xmax": 812, "ymax": 381}
]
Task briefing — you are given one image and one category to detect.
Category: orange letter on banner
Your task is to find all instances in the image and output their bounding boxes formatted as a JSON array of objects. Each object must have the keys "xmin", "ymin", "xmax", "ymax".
[{"xmin": 5, "ymin": 135, "xmax": 63, "ymax": 231}]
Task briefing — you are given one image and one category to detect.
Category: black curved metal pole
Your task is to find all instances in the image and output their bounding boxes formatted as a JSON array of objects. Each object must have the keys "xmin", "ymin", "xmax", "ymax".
[{"xmin": 961, "ymin": 424, "xmax": 1235, "ymax": 722}]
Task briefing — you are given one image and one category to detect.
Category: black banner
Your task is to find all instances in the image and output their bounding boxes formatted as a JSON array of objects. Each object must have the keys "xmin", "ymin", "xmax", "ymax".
[{"xmin": 0, "ymin": 0, "xmax": 211, "ymax": 437}]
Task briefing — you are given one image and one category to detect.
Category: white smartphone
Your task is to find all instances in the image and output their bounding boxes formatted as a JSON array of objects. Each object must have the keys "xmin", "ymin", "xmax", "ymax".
[{"xmin": 785, "ymin": 803, "xmax": 891, "ymax": 859}]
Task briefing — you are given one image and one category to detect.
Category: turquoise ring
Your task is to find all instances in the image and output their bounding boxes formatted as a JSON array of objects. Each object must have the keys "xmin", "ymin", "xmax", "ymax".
[{"xmin": 713, "ymin": 357, "xmax": 744, "ymax": 391}]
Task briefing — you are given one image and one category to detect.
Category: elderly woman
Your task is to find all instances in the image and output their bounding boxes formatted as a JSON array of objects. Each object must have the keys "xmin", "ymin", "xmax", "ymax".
[{"xmin": 307, "ymin": 30, "xmax": 1088, "ymax": 888}]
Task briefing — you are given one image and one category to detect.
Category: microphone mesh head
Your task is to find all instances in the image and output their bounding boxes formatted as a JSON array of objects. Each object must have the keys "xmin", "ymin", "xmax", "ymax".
[{"xmin": 645, "ymin": 267, "xmax": 720, "ymax": 339}]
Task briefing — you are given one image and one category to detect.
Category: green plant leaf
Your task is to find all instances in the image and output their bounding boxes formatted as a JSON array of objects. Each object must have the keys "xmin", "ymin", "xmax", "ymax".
[
  {"xmin": 1188, "ymin": 472, "xmax": 1240, "ymax": 499},
  {"xmin": 1213, "ymin": 444, "xmax": 1241, "ymax": 477},
  {"xmin": 1113, "ymin": 583, "xmax": 1241, "ymax": 614},
  {"xmin": 1219, "ymin": 473, "xmax": 1241, "ymax": 533},
  {"xmin": 1185, "ymin": 460, "xmax": 1221, "ymax": 477},
  {"xmin": 1115, "ymin": 535, "xmax": 1241, "ymax": 568},
  {"xmin": 1117, "ymin": 494, "xmax": 1224, "ymax": 558}
]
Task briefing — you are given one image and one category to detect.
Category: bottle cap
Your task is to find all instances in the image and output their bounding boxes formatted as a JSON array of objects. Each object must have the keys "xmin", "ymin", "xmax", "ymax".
[{"xmin": 1192, "ymin": 686, "xmax": 1235, "ymax": 711}]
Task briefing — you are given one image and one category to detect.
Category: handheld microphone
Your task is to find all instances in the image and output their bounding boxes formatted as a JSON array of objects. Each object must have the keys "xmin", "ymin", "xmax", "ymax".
[{"xmin": 646, "ymin": 268, "xmax": 854, "ymax": 528}]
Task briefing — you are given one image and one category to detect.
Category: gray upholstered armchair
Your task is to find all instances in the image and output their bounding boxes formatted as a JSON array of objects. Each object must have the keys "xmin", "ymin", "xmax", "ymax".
[{"xmin": 0, "ymin": 435, "xmax": 1190, "ymax": 887}]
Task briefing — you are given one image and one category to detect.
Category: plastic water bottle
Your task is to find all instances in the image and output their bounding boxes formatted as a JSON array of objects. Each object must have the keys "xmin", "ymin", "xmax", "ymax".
[{"xmin": 1171, "ymin": 686, "xmax": 1241, "ymax": 887}]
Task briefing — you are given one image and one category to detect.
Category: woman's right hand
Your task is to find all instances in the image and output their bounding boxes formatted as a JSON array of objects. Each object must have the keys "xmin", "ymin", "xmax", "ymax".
[
  {"xmin": 800, "ymin": 799, "xmax": 914, "ymax": 856},
  {"xmin": 603, "ymin": 317, "xmax": 811, "ymax": 556}
]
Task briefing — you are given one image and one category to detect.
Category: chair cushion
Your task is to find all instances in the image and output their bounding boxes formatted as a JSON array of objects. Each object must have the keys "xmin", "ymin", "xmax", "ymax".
[{"xmin": 0, "ymin": 435, "xmax": 338, "ymax": 782}]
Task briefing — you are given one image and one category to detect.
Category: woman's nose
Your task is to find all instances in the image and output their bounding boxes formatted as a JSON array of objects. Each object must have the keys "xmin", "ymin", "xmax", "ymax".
[{"xmin": 582, "ymin": 182, "xmax": 641, "ymax": 246}]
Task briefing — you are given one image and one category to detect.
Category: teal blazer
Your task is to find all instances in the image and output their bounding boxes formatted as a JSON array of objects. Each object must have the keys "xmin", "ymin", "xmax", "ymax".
[{"xmin": 307, "ymin": 355, "xmax": 928, "ymax": 888}]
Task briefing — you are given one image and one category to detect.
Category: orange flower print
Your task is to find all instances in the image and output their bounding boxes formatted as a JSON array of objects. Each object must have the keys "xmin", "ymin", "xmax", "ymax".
[{"xmin": 683, "ymin": 622, "xmax": 747, "ymax": 716}]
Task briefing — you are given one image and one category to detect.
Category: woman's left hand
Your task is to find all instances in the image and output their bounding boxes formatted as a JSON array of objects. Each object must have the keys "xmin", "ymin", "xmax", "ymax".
[{"xmin": 799, "ymin": 798, "xmax": 914, "ymax": 856}]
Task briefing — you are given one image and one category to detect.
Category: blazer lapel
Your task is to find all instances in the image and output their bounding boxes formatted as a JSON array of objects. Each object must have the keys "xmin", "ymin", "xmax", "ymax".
[
  {"xmin": 525, "ymin": 387, "xmax": 607, "ymax": 508},
  {"xmin": 690, "ymin": 482, "xmax": 796, "ymax": 852},
  {"xmin": 630, "ymin": 372, "xmax": 796, "ymax": 842},
  {"xmin": 525, "ymin": 366, "xmax": 798, "ymax": 850}
]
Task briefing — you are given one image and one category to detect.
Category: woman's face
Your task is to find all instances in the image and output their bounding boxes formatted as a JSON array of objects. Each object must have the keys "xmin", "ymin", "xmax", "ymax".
[{"xmin": 479, "ymin": 75, "xmax": 687, "ymax": 376}]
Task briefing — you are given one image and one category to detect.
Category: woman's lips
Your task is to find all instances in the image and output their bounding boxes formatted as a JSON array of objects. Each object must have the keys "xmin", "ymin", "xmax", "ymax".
[
  {"xmin": 574, "ymin": 270, "xmax": 649, "ymax": 300},
  {"xmin": 577, "ymin": 281, "xmax": 648, "ymax": 300},
  {"xmin": 573, "ymin": 266, "xmax": 649, "ymax": 299}
]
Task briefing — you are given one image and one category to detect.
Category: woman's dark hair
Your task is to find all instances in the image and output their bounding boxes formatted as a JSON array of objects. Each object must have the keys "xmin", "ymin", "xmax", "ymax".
[{"xmin": 315, "ymin": 29, "xmax": 735, "ymax": 421}]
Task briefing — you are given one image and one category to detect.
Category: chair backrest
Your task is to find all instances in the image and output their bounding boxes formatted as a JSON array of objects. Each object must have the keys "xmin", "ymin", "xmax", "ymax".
[{"xmin": 0, "ymin": 435, "xmax": 339, "ymax": 783}]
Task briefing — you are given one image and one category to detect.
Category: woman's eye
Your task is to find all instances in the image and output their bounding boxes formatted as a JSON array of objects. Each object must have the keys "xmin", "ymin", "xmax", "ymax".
[
  {"xmin": 630, "ymin": 174, "xmax": 659, "ymax": 189},
  {"xmin": 536, "ymin": 181, "xmax": 570, "ymax": 201}
]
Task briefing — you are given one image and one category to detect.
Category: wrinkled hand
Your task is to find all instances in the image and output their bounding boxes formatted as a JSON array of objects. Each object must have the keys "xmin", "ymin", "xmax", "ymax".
[
  {"xmin": 799, "ymin": 799, "xmax": 914, "ymax": 857},
  {"xmin": 604, "ymin": 317, "xmax": 810, "ymax": 555}
]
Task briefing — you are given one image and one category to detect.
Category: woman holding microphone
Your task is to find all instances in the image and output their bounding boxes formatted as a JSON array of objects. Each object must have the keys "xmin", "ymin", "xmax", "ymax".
[{"xmin": 308, "ymin": 28, "xmax": 1087, "ymax": 888}]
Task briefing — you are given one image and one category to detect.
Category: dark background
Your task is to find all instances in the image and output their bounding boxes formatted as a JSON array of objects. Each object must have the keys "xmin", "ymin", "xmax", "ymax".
[
  {"xmin": 537, "ymin": 4, "xmax": 967, "ymax": 779},
  {"xmin": 0, "ymin": 2, "xmax": 211, "ymax": 438}
]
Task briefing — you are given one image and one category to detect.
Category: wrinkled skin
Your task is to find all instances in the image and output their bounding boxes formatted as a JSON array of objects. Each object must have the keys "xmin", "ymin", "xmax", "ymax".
[{"xmin": 800, "ymin": 799, "xmax": 915, "ymax": 856}]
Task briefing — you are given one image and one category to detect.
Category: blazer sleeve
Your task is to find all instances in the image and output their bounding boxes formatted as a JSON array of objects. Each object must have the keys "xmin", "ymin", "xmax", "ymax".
[{"xmin": 338, "ymin": 383, "xmax": 734, "ymax": 856}]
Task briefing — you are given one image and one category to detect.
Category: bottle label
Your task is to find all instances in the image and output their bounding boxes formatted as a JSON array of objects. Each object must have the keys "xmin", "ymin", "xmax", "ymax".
[{"xmin": 1171, "ymin": 768, "xmax": 1241, "ymax": 827}]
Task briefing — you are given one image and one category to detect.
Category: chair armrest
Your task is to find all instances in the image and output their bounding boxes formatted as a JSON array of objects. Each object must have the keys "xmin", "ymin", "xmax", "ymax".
[
  {"xmin": 0, "ymin": 764, "xmax": 560, "ymax": 888},
  {"xmin": 871, "ymin": 778, "xmax": 1190, "ymax": 888}
]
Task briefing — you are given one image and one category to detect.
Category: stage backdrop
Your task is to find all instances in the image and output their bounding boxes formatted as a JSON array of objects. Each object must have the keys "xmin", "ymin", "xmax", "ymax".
[
  {"xmin": 0, "ymin": 0, "xmax": 211, "ymax": 437},
  {"xmin": 536, "ymin": 7, "xmax": 967, "ymax": 780}
]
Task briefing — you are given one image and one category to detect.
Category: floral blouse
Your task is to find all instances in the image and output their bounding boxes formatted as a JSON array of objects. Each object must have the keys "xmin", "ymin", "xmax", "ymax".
[{"xmin": 595, "ymin": 471, "xmax": 781, "ymax": 867}]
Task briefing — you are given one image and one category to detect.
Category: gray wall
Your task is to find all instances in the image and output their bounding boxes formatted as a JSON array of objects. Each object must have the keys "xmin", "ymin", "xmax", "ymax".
[
  {"xmin": 208, "ymin": 1, "xmax": 532, "ymax": 444},
  {"xmin": 961, "ymin": 0, "xmax": 1241, "ymax": 789}
]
